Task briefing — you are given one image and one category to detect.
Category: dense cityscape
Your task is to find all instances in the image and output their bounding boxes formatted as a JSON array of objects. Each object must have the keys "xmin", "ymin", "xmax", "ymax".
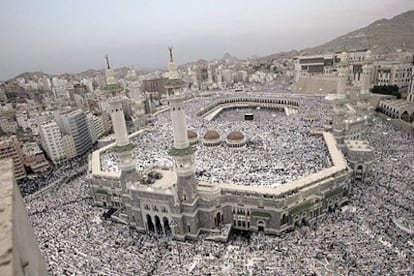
[{"xmin": 1, "ymin": 3, "xmax": 414, "ymax": 276}]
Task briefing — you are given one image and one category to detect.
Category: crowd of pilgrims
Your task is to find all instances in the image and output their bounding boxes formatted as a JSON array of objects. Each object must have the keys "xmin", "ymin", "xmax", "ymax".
[
  {"xmin": 101, "ymin": 93, "xmax": 332, "ymax": 187},
  {"xmin": 18, "ymin": 155, "xmax": 88, "ymax": 197},
  {"xmin": 24, "ymin": 93, "xmax": 413, "ymax": 274}
]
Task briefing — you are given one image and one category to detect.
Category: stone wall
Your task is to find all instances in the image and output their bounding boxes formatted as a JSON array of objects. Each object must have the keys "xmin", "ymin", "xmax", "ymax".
[{"xmin": 0, "ymin": 159, "xmax": 47, "ymax": 276}]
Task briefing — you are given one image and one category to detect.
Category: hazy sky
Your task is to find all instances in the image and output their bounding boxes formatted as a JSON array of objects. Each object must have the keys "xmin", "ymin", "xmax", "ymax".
[{"xmin": 1, "ymin": 0, "xmax": 414, "ymax": 80}]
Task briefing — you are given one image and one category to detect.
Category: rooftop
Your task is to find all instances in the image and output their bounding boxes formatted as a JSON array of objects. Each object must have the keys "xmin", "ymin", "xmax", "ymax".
[{"xmin": 345, "ymin": 140, "xmax": 373, "ymax": 152}]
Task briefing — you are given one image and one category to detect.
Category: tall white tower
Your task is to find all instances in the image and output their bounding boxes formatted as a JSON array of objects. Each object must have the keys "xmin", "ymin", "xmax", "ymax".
[
  {"xmin": 126, "ymin": 66, "xmax": 137, "ymax": 82},
  {"xmin": 165, "ymin": 47, "xmax": 197, "ymax": 203},
  {"xmin": 336, "ymin": 51, "xmax": 349, "ymax": 99},
  {"xmin": 357, "ymin": 50, "xmax": 374, "ymax": 118},
  {"xmin": 109, "ymin": 98, "xmax": 129, "ymax": 147},
  {"xmin": 332, "ymin": 51, "xmax": 350, "ymax": 146},
  {"xmin": 207, "ymin": 64, "xmax": 213, "ymax": 84},
  {"xmin": 109, "ymin": 97, "xmax": 137, "ymax": 192},
  {"xmin": 191, "ymin": 66, "xmax": 199, "ymax": 91},
  {"xmin": 360, "ymin": 50, "xmax": 373, "ymax": 94},
  {"xmin": 332, "ymin": 97, "xmax": 347, "ymax": 146}
]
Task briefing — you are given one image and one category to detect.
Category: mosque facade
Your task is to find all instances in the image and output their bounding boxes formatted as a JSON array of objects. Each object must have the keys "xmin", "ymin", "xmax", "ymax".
[{"xmin": 87, "ymin": 49, "xmax": 378, "ymax": 241}]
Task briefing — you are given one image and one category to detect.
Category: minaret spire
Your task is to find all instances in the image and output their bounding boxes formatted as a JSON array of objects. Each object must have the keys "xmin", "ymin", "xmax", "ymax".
[
  {"xmin": 167, "ymin": 46, "xmax": 179, "ymax": 80},
  {"xmin": 104, "ymin": 54, "xmax": 118, "ymax": 87},
  {"xmin": 356, "ymin": 49, "xmax": 374, "ymax": 119},
  {"xmin": 168, "ymin": 46, "xmax": 174, "ymax": 62},
  {"xmin": 105, "ymin": 54, "xmax": 111, "ymax": 69}
]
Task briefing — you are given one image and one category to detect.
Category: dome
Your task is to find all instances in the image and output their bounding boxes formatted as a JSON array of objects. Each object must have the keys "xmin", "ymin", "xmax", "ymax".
[
  {"xmin": 187, "ymin": 130, "xmax": 198, "ymax": 139},
  {"xmin": 204, "ymin": 130, "xmax": 220, "ymax": 140},
  {"xmin": 226, "ymin": 131, "xmax": 246, "ymax": 148},
  {"xmin": 227, "ymin": 131, "xmax": 244, "ymax": 140}
]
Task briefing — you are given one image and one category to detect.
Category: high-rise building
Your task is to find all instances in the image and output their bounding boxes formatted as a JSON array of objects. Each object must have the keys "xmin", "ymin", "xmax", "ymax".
[
  {"xmin": 62, "ymin": 134, "xmax": 77, "ymax": 159},
  {"xmin": 142, "ymin": 78, "xmax": 167, "ymax": 96},
  {"xmin": 99, "ymin": 112, "xmax": 112, "ymax": 134},
  {"xmin": 39, "ymin": 121, "xmax": 66, "ymax": 163},
  {"xmin": 15, "ymin": 109, "xmax": 29, "ymax": 129},
  {"xmin": 61, "ymin": 109, "xmax": 92, "ymax": 156},
  {"xmin": 87, "ymin": 113, "xmax": 104, "ymax": 144},
  {"xmin": 0, "ymin": 135, "xmax": 26, "ymax": 179},
  {"xmin": 0, "ymin": 117, "xmax": 18, "ymax": 134},
  {"xmin": 374, "ymin": 51, "xmax": 413, "ymax": 88},
  {"xmin": 222, "ymin": 69, "xmax": 233, "ymax": 83}
]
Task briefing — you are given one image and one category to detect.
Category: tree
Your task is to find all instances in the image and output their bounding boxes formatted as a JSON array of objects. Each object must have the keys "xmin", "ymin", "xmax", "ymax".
[{"xmin": 371, "ymin": 85, "xmax": 401, "ymax": 99}]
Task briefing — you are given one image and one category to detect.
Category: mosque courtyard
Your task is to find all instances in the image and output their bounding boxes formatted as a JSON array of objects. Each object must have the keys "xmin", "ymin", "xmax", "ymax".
[{"xmin": 101, "ymin": 94, "xmax": 332, "ymax": 187}]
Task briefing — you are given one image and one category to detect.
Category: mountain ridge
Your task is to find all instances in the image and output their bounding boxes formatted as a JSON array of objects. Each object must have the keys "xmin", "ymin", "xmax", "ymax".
[{"xmin": 300, "ymin": 10, "xmax": 414, "ymax": 55}]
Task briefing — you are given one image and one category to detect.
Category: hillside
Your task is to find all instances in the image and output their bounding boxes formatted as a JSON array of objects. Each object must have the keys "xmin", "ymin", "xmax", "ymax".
[{"xmin": 301, "ymin": 10, "xmax": 414, "ymax": 55}]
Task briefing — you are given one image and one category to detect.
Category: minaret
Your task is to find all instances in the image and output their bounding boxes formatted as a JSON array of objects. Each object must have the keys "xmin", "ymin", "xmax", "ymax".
[
  {"xmin": 357, "ymin": 50, "xmax": 374, "ymax": 118},
  {"xmin": 332, "ymin": 51, "xmax": 349, "ymax": 146},
  {"xmin": 336, "ymin": 51, "xmax": 349, "ymax": 99},
  {"xmin": 207, "ymin": 64, "xmax": 213, "ymax": 84},
  {"xmin": 105, "ymin": 55, "xmax": 118, "ymax": 86},
  {"xmin": 165, "ymin": 47, "xmax": 197, "ymax": 203},
  {"xmin": 191, "ymin": 66, "xmax": 199, "ymax": 91},
  {"xmin": 360, "ymin": 50, "xmax": 373, "ymax": 94},
  {"xmin": 110, "ymin": 98, "xmax": 129, "ymax": 147},
  {"xmin": 332, "ymin": 97, "xmax": 347, "ymax": 146},
  {"xmin": 109, "ymin": 97, "xmax": 137, "ymax": 192}
]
